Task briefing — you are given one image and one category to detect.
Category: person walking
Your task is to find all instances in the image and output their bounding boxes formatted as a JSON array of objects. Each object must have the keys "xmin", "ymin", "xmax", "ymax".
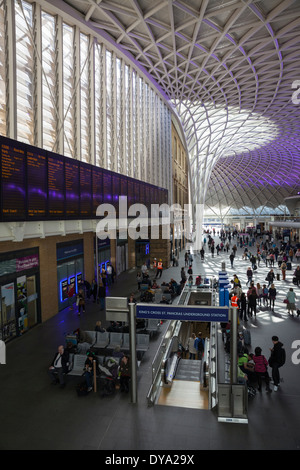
[
  {"xmin": 91, "ymin": 279, "xmax": 98, "ymax": 303},
  {"xmin": 281, "ymin": 261, "xmax": 287, "ymax": 281},
  {"xmin": 262, "ymin": 284, "xmax": 269, "ymax": 308},
  {"xmin": 268, "ymin": 336, "xmax": 286, "ymax": 391},
  {"xmin": 155, "ymin": 259, "xmax": 163, "ymax": 279},
  {"xmin": 239, "ymin": 292, "xmax": 248, "ymax": 321},
  {"xmin": 106, "ymin": 263, "xmax": 113, "ymax": 286},
  {"xmin": 294, "ymin": 266, "xmax": 300, "ymax": 286},
  {"xmin": 194, "ymin": 332, "xmax": 205, "ymax": 360},
  {"xmin": 98, "ymin": 280, "xmax": 106, "ymax": 311},
  {"xmin": 266, "ymin": 269, "xmax": 275, "ymax": 287},
  {"xmin": 247, "ymin": 285, "xmax": 257, "ymax": 318},
  {"xmin": 246, "ymin": 267, "xmax": 253, "ymax": 286},
  {"xmin": 77, "ymin": 289, "xmax": 85, "ymax": 316},
  {"xmin": 268, "ymin": 284, "xmax": 277, "ymax": 311},
  {"xmin": 256, "ymin": 283, "xmax": 263, "ymax": 307},
  {"xmin": 252, "ymin": 347, "xmax": 272, "ymax": 393},
  {"xmin": 186, "ymin": 333, "xmax": 197, "ymax": 360},
  {"xmin": 285, "ymin": 287, "xmax": 297, "ymax": 316}
]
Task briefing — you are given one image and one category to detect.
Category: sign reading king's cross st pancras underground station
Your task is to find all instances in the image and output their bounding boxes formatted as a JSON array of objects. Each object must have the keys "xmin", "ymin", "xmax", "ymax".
[{"xmin": 136, "ymin": 304, "xmax": 229, "ymax": 323}]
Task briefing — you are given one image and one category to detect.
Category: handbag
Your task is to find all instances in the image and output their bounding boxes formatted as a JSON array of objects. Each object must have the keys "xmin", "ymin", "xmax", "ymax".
[{"xmin": 283, "ymin": 298, "xmax": 288, "ymax": 304}]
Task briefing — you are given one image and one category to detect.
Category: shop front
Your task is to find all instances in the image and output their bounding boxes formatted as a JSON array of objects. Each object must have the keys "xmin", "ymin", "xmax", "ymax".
[
  {"xmin": 0, "ymin": 248, "xmax": 40, "ymax": 342},
  {"xmin": 57, "ymin": 240, "xmax": 84, "ymax": 311},
  {"xmin": 135, "ymin": 239, "xmax": 150, "ymax": 267}
]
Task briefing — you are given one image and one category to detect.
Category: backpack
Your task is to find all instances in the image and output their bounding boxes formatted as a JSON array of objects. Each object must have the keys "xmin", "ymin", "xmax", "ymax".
[{"xmin": 194, "ymin": 337, "xmax": 204, "ymax": 352}]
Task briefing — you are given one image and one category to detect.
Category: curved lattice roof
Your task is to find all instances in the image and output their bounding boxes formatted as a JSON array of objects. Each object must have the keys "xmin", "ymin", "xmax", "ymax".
[{"xmin": 59, "ymin": 0, "xmax": 300, "ymax": 215}]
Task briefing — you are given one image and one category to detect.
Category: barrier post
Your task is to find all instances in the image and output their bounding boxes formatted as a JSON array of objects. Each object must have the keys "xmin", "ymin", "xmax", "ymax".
[
  {"xmin": 230, "ymin": 306, "xmax": 238, "ymax": 384},
  {"xmin": 129, "ymin": 302, "xmax": 137, "ymax": 403}
]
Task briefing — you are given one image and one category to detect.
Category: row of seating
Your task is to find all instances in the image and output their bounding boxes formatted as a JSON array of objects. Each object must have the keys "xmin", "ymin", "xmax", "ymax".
[
  {"xmin": 82, "ymin": 330, "xmax": 150, "ymax": 354},
  {"xmin": 68, "ymin": 354, "xmax": 119, "ymax": 377}
]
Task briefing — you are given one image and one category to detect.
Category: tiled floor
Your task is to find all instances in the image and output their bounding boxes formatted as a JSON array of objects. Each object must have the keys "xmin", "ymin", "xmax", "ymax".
[{"xmin": 1, "ymin": 235, "xmax": 300, "ymax": 451}]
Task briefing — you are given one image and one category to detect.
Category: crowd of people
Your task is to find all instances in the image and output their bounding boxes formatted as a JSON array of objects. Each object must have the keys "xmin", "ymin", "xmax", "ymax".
[
  {"xmin": 206, "ymin": 227, "xmax": 294, "ymax": 394},
  {"xmin": 206, "ymin": 228, "xmax": 300, "ymax": 319}
]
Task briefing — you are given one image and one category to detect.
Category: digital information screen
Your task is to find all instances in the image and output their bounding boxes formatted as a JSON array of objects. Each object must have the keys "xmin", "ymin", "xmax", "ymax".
[
  {"xmin": 127, "ymin": 179, "xmax": 134, "ymax": 207},
  {"xmin": 48, "ymin": 154, "xmax": 65, "ymax": 218},
  {"xmin": 1, "ymin": 140, "xmax": 26, "ymax": 220},
  {"xmin": 133, "ymin": 180, "xmax": 140, "ymax": 205},
  {"xmin": 27, "ymin": 147, "xmax": 47, "ymax": 219},
  {"xmin": 112, "ymin": 174, "xmax": 120, "ymax": 209},
  {"xmin": 0, "ymin": 136, "xmax": 168, "ymax": 222},
  {"xmin": 102, "ymin": 170, "xmax": 112, "ymax": 205},
  {"xmin": 79, "ymin": 163, "xmax": 92, "ymax": 218},
  {"xmin": 65, "ymin": 160, "xmax": 79, "ymax": 217},
  {"xmin": 92, "ymin": 167, "xmax": 103, "ymax": 216}
]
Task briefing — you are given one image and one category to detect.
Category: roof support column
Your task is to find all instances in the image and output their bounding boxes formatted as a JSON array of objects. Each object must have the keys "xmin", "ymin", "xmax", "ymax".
[{"xmin": 4, "ymin": 0, "xmax": 17, "ymax": 139}]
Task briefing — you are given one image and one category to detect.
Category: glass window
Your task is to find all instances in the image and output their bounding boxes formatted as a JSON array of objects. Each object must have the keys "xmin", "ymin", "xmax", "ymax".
[
  {"xmin": 106, "ymin": 49, "xmax": 113, "ymax": 170},
  {"xmin": 95, "ymin": 41, "xmax": 103, "ymax": 167},
  {"xmin": 63, "ymin": 23, "xmax": 75, "ymax": 158},
  {"xmin": 41, "ymin": 11, "xmax": 56, "ymax": 150},
  {"xmin": 15, "ymin": 0, "xmax": 34, "ymax": 145},
  {"xmin": 0, "ymin": 2, "xmax": 6, "ymax": 136},
  {"xmin": 80, "ymin": 32, "xmax": 89, "ymax": 163}
]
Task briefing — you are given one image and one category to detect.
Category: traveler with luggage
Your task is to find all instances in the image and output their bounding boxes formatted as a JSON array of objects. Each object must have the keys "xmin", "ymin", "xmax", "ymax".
[{"xmin": 293, "ymin": 266, "xmax": 300, "ymax": 286}]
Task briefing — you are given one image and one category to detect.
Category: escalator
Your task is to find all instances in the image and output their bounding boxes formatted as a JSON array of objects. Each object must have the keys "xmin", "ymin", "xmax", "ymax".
[{"xmin": 146, "ymin": 278, "xmax": 218, "ymax": 410}]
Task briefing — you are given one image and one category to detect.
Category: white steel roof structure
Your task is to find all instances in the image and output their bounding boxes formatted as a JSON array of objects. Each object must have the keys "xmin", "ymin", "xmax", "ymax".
[{"xmin": 55, "ymin": 0, "xmax": 300, "ymax": 218}]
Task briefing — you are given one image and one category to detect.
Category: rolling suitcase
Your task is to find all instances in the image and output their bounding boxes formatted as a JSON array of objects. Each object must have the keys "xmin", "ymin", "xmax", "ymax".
[
  {"xmin": 287, "ymin": 262, "xmax": 292, "ymax": 270},
  {"xmin": 276, "ymin": 273, "xmax": 280, "ymax": 281}
]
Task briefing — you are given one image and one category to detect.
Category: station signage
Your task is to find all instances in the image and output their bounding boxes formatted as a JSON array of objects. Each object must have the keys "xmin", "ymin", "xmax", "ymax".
[{"xmin": 136, "ymin": 303, "xmax": 228, "ymax": 322}]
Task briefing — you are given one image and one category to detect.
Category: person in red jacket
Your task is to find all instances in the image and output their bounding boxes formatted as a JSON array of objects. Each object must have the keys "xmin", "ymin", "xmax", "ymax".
[{"xmin": 252, "ymin": 346, "xmax": 272, "ymax": 393}]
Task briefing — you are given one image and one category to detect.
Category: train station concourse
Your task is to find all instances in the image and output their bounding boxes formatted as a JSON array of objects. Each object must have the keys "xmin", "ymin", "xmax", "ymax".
[{"xmin": 0, "ymin": 0, "xmax": 300, "ymax": 454}]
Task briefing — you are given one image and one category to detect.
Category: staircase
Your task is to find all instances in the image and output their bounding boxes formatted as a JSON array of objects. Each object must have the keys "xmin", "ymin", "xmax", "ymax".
[{"xmin": 175, "ymin": 359, "xmax": 201, "ymax": 381}]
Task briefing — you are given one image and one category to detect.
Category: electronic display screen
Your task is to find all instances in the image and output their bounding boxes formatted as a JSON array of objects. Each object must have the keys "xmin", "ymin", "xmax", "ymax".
[
  {"xmin": 1, "ymin": 138, "xmax": 26, "ymax": 220},
  {"xmin": 133, "ymin": 180, "xmax": 140, "ymax": 205},
  {"xmin": 0, "ymin": 136, "xmax": 168, "ymax": 222},
  {"xmin": 48, "ymin": 154, "xmax": 65, "ymax": 218},
  {"xmin": 65, "ymin": 159, "xmax": 79, "ymax": 217},
  {"xmin": 127, "ymin": 178, "xmax": 134, "ymax": 208},
  {"xmin": 112, "ymin": 173, "xmax": 120, "ymax": 209},
  {"xmin": 79, "ymin": 163, "xmax": 92, "ymax": 218},
  {"xmin": 103, "ymin": 170, "xmax": 112, "ymax": 206},
  {"xmin": 27, "ymin": 146, "xmax": 47, "ymax": 219},
  {"xmin": 92, "ymin": 166, "xmax": 103, "ymax": 216}
]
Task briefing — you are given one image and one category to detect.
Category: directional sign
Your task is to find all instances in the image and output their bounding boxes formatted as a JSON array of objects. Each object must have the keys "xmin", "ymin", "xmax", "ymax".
[{"xmin": 136, "ymin": 303, "xmax": 228, "ymax": 322}]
